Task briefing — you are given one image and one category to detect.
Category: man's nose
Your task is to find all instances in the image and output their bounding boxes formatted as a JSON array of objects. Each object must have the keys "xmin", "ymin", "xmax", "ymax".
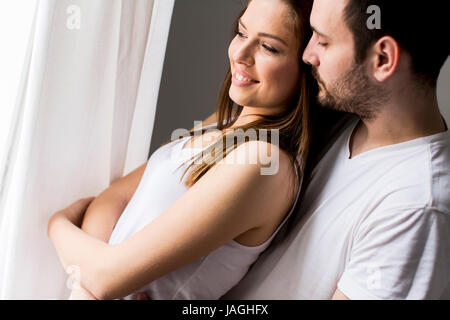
[{"xmin": 302, "ymin": 39, "xmax": 319, "ymax": 66}]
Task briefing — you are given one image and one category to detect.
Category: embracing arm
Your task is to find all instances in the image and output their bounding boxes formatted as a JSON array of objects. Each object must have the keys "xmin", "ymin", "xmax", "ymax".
[
  {"xmin": 68, "ymin": 113, "xmax": 217, "ymax": 299},
  {"xmin": 48, "ymin": 141, "xmax": 295, "ymax": 300},
  {"xmin": 65, "ymin": 163, "xmax": 147, "ymax": 299}
]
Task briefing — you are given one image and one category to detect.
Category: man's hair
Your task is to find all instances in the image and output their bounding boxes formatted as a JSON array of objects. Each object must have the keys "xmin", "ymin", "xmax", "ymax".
[{"xmin": 344, "ymin": 0, "xmax": 450, "ymax": 87}]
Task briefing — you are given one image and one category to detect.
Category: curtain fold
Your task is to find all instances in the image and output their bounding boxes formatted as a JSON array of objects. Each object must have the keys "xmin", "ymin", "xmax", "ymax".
[
  {"xmin": 0, "ymin": 0, "xmax": 174, "ymax": 299},
  {"xmin": 109, "ymin": 0, "xmax": 153, "ymax": 183},
  {"xmin": 124, "ymin": 0, "xmax": 176, "ymax": 175}
]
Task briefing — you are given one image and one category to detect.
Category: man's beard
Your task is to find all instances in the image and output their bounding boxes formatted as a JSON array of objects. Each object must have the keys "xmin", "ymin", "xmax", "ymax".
[{"xmin": 312, "ymin": 63, "xmax": 388, "ymax": 121}]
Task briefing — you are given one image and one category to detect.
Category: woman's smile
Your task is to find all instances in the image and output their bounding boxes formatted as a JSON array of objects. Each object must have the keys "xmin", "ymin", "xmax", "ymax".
[
  {"xmin": 232, "ymin": 68, "xmax": 260, "ymax": 87},
  {"xmin": 232, "ymin": 72, "xmax": 260, "ymax": 87},
  {"xmin": 228, "ymin": 0, "xmax": 300, "ymax": 111}
]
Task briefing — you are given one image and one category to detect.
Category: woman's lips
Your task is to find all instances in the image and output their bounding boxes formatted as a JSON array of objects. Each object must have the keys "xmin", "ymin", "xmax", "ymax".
[{"xmin": 232, "ymin": 72, "xmax": 260, "ymax": 87}]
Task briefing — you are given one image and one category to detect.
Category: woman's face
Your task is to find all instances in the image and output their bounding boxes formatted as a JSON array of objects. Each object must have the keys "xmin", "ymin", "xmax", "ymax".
[{"xmin": 228, "ymin": 0, "xmax": 300, "ymax": 114}]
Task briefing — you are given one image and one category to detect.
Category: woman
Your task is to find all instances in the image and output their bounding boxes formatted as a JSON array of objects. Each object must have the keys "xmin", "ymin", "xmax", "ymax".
[{"xmin": 48, "ymin": 0, "xmax": 316, "ymax": 300}]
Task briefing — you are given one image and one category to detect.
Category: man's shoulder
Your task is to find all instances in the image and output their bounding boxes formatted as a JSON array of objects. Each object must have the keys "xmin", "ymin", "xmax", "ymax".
[
  {"xmin": 360, "ymin": 129, "xmax": 450, "ymax": 217},
  {"xmin": 428, "ymin": 130, "xmax": 450, "ymax": 215},
  {"xmin": 396, "ymin": 129, "xmax": 450, "ymax": 215}
]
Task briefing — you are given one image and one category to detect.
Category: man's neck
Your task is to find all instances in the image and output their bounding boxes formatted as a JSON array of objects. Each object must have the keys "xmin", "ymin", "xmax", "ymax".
[{"xmin": 349, "ymin": 93, "xmax": 446, "ymax": 158}]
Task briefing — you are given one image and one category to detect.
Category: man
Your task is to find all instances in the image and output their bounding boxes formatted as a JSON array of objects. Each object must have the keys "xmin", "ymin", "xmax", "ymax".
[{"xmin": 222, "ymin": 0, "xmax": 450, "ymax": 299}]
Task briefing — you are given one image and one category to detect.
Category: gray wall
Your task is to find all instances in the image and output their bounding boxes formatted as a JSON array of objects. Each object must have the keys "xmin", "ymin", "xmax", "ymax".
[
  {"xmin": 150, "ymin": 0, "xmax": 450, "ymax": 156},
  {"xmin": 438, "ymin": 57, "xmax": 450, "ymax": 124},
  {"xmin": 149, "ymin": 0, "xmax": 246, "ymax": 155}
]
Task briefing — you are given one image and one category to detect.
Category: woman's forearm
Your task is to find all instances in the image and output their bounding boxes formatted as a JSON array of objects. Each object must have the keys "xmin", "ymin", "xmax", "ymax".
[
  {"xmin": 81, "ymin": 189, "xmax": 129, "ymax": 243},
  {"xmin": 76, "ymin": 192, "xmax": 127, "ymax": 299},
  {"xmin": 70, "ymin": 285, "xmax": 98, "ymax": 300},
  {"xmin": 81, "ymin": 163, "xmax": 147, "ymax": 243},
  {"xmin": 54, "ymin": 193, "xmax": 127, "ymax": 299},
  {"xmin": 48, "ymin": 213, "xmax": 112, "ymax": 299}
]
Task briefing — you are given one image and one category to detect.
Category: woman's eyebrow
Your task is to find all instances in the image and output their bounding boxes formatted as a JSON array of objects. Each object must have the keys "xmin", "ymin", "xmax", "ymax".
[{"xmin": 239, "ymin": 19, "xmax": 288, "ymax": 46}]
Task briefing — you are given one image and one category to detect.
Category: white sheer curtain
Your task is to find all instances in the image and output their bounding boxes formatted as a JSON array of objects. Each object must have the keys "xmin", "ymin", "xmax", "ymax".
[
  {"xmin": 0, "ymin": 1, "xmax": 37, "ymax": 169},
  {"xmin": 0, "ymin": 0, "xmax": 175, "ymax": 299}
]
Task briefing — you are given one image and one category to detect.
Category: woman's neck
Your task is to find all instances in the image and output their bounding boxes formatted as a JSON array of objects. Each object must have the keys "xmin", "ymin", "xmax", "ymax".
[{"xmin": 230, "ymin": 106, "xmax": 282, "ymax": 129}]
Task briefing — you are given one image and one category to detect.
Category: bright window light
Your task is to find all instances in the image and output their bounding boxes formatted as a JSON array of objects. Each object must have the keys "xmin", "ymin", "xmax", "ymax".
[{"xmin": 0, "ymin": 0, "xmax": 37, "ymax": 159}]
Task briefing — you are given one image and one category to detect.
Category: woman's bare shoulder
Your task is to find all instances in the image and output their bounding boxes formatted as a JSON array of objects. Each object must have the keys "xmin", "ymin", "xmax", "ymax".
[
  {"xmin": 211, "ymin": 140, "xmax": 299, "ymax": 246},
  {"xmin": 213, "ymin": 140, "xmax": 299, "ymax": 212}
]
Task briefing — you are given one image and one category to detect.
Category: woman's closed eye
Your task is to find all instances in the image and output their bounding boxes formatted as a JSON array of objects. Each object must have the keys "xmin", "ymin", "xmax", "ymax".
[{"xmin": 234, "ymin": 30, "xmax": 279, "ymax": 54}]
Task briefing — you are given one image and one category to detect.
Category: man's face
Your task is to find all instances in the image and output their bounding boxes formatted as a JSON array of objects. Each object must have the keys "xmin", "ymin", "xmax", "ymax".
[{"xmin": 303, "ymin": 0, "xmax": 385, "ymax": 119}]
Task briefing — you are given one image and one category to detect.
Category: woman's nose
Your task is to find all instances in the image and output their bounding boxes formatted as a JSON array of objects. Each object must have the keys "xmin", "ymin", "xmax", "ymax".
[{"xmin": 233, "ymin": 43, "xmax": 254, "ymax": 66}]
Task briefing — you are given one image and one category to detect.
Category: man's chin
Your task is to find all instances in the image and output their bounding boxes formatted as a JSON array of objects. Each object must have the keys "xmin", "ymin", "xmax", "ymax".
[
  {"xmin": 316, "ymin": 91, "xmax": 336, "ymax": 110},
  {"xmin": 314, "ymin": 86, "xmax": 340, "ymax": 110},
  {"xmin": 317, "ymin": 98, "xmax": 355, "ymax": 116}
]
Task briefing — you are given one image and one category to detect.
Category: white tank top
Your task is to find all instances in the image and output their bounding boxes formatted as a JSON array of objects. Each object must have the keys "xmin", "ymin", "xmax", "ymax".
[{"xmin": 108, "ymin": 128, "xmax": 302, "ymax": 299}]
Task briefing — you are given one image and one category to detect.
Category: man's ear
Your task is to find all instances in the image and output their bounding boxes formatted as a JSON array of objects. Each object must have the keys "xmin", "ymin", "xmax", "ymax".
[{"xmin": 369, "ymin": 36, "xmax": 400, "ymax": 83}]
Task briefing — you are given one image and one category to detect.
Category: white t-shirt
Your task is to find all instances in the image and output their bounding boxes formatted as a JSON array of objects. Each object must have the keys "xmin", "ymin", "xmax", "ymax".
[{"xmin": 223, "ymin": 118, "xmax": 450, "ymax": 300}]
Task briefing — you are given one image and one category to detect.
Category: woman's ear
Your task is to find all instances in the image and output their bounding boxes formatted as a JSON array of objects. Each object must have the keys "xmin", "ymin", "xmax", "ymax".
[{"xmin": 369, "ymin": 36, "xmax": 400, "ymax": 83}]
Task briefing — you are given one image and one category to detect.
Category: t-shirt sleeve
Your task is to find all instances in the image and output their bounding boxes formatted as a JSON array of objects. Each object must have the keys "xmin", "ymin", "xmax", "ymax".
[{"xmin": 337, "ymin": 206, "xmax": 450, "ymax": 300}]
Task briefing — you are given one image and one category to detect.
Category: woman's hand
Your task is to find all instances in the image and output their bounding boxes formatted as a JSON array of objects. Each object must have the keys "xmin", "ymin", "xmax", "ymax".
[{"xmin": 46, "ymin": 196, "xmax": 113, "ymax": 298}]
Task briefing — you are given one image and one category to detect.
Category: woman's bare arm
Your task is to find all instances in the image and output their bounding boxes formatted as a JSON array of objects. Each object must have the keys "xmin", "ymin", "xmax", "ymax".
[
  {"xmin": 66, "ymin": 163, "xmax": 147, "ymax": 299},
  {"xmin": 82, "ymin": 112, "xmax": 216, "ymax": 242},
  {"xmin": 80, "ymin": 163, "xmax": 147, "ymax": 242},
  {"xmin": 69, "ymin": 113, "xmax": 219, "ymax": 299},
  {"xmin": 48, "ymin": 141, "xmax": 296, "ymax": 300}
]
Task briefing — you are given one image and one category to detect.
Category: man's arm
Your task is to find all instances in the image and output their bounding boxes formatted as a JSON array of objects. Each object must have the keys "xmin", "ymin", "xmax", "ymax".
[{"xmin": 334, "ymin": 207, "xmax": 450, "ymax": 300}]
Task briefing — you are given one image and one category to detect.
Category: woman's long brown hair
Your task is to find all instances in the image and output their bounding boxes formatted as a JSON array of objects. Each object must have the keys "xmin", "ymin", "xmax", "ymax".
[{"xmin": 166, "ymin": 0, "xmax": 316, "ymax": 187}]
